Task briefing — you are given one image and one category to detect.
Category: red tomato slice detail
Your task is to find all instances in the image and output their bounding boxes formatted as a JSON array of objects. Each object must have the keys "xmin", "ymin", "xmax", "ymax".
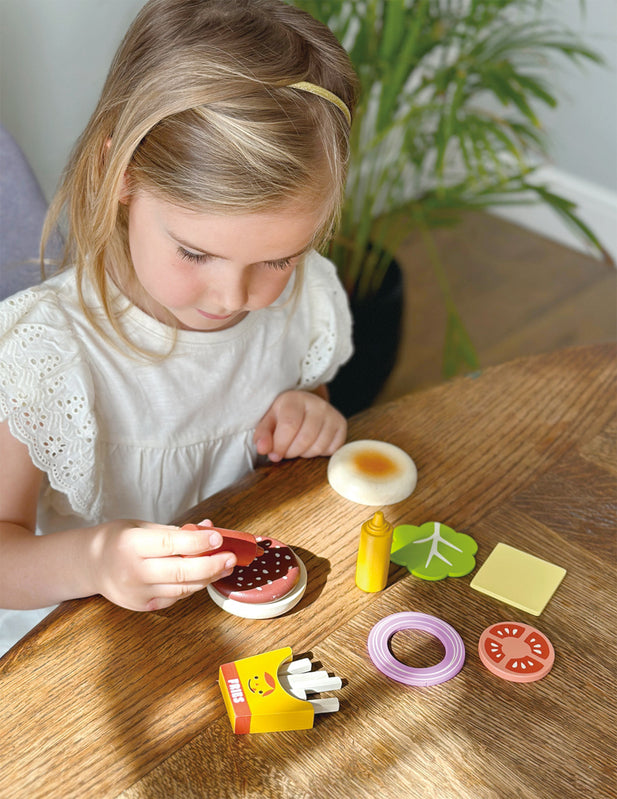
[
  {"xmin": 482, "ymin": 638, "xmax": 505, "ymax": 663},
  {"xmin": 524, "ymin": 631, "xmax": 551, "ymax": 659},
  {"xmin": 478, "ymin": 622, "xmax": 555, "ymax": 683},
  {"xmin": 504, "ymin": 656, "xmax": 544, "ymax": 674},
  {"xmin": 490, "ymin": 622, "xmax": 525, "ymax": 639}
]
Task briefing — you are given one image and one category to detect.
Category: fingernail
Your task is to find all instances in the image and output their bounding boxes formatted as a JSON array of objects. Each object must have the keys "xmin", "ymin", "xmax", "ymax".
[
  {"xmin": 225, "ymin": 557, "xmax": 236, "ymax": 570},
  {"xmin": 209, "ymin": 532, "xmax": 222, "ymax": 548}
]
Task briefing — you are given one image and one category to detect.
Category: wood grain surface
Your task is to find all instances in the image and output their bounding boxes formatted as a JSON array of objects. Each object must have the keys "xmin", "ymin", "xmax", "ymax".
[{"xmin": 1, "ymin": 344, "xmax": 615, "ymax": 799}]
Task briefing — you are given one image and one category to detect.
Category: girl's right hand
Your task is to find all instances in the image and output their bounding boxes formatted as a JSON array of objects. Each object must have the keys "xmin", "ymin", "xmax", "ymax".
[{"xmin": 88, "ymin": 520, "xmax": 237, "ymax": 612}]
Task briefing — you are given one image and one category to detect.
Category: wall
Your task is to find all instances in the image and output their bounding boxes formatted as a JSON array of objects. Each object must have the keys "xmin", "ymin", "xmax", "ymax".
[
  {"xmin": 543, "ymin": 0, "xmax": 616, "ymax": 193},
  {"xmin": 0, "ymin": 0, "xmax": 615, "ymax": 260},
  {"xmin": 491, "ymin": 0, "xmax": 617, "ymax": 262},
  {"xmin": 0, "ymin": 0, "xmax": 147, "ymax": 200}
]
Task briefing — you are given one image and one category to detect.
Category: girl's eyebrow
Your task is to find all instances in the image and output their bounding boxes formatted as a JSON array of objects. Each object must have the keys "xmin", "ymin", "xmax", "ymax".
[{"xmin": 171, "ymin": 232, "xmax": 313, "ymax": 263}]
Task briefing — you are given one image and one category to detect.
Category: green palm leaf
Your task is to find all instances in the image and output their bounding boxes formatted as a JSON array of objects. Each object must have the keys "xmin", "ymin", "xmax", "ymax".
[{"xmin": 291, "ymin": 0, "xmax": 608, "ymax": 376}]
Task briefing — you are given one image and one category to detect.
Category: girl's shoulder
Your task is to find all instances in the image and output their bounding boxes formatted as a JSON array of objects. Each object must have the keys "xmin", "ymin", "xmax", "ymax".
[
  {"xmin": 0, "ymin": 269, "xmax": 93, "ymax": 401},
  {"xmin": 300, "ymin": 250, "xmax": 351, "ymax": 315},
  {"xmin": 0, "ymin": 269, "xmax": 102, "ymax": 519},
  {"xmin": 0, "ymin": 269, "xmax": 81, "ymax": 332},
  {"xmin": 299, "ymin": 250, "xmax": 350, "ymax": 315},
  {"xmin": 303, "ymin": 250, "xmax": 344, "ymax": 289},
  {"xmin": 295, "ymin": 251, "xmax": 353, "ymax": 389}
]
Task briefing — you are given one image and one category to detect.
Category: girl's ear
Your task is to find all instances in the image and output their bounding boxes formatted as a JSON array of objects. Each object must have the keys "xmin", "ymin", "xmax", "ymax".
[
  {"xmin": 118, "ymin": 171, "xmax": 131, "ymax": 205},
  {"xmin": 105, "ymin": 137, "xmax": 131, "ymax": 205}
]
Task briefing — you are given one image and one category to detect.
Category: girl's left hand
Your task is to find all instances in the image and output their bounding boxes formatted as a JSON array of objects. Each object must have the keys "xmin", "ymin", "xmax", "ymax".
[{"xmin": 254, "ymin": 389, "xmax": 347, "ymax": 462}]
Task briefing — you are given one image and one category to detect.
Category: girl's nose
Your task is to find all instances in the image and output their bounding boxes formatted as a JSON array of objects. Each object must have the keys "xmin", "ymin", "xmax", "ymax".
[{"xmin": 206, "ymin": 267, "xmax": 249, "ymax": 311}]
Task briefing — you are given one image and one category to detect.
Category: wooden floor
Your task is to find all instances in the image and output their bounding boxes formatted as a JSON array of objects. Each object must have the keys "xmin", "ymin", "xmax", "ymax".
[{"xmin": 378, "ymin": 211, "xmax": 617, "ymax": 403}]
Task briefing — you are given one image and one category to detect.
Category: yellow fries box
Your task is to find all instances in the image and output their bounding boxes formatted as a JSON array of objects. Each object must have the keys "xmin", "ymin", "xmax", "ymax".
[{"xmin": 219, "ymin": 647, "xmax": 314, "ymax": 733}]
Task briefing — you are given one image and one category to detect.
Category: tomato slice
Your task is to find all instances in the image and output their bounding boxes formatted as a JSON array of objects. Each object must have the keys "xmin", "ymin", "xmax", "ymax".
[
  {"xmin": 487, "ymin": 622, "xmax": 525, "ymax": 639},
  {"xmin": 524, "ymin": 631, "xmax": 551, "ymax": 660},
  {"xmin": 478, "ymin": 622, "xmax": 555, "ymax": 683},
  {"xmin": 504, "ymin": 655, "xmax": 544, "ymax": 674}
]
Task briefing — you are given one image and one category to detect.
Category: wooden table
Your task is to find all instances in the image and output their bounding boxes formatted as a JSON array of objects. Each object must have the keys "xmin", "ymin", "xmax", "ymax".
[{"xmin": 1, "ymin": 344, "xmax": 615, "ymax": 799}]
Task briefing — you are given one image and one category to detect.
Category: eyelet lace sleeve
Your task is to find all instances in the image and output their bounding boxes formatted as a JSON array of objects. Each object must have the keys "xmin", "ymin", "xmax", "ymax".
[
  {"xmin": 0, "ymin": 289, "xmax": 102, "ymax": 520},
  {"xmin": 299, "ymin": 256, "xmax": 353, "ymax": 388}
]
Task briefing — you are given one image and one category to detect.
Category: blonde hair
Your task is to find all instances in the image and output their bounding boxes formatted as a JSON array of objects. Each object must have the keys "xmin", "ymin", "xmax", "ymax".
[{"xmin": 42, "ymin": 0, "xmax": 357, "ymax": 345}]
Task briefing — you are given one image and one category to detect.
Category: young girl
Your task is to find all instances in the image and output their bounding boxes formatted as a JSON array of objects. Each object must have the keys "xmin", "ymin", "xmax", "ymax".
[{"xmin": 0, "ymin": 0, "xmax": 358, "ymax": 656}]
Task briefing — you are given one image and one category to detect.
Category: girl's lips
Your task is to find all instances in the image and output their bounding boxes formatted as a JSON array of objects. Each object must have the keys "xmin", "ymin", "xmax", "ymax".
[{"xmin": 196, "ymin": 309, "xmax": 235, "ymax": 320}]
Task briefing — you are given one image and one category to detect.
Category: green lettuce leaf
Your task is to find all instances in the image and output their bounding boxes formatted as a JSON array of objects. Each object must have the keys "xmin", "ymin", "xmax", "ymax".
[{"xmin": 391, "ymin": 522, "xmax": 478, "ymax": 580}]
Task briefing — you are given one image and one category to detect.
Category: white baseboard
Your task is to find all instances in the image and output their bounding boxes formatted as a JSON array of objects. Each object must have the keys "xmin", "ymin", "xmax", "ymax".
[{"xmin": 489, "ymin": 166, "xmax": 617, "ymax": 266}]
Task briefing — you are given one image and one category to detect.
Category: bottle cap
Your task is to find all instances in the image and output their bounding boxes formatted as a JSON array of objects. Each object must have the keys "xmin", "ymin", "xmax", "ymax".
[{"xmin": 364, "ymin": 511, "xmax": 393, "ymax": 535}]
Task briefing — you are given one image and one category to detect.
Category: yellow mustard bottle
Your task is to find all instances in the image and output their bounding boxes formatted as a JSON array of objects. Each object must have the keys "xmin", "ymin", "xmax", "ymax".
[{"xmin": 355, "ymin": 511, "xmax": 394, "ymax": 592}]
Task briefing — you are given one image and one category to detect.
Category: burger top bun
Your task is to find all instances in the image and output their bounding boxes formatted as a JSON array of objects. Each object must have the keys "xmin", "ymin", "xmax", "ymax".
[{"xmin": 327, "ymin": 440, "xmax": 417, "ymax": 506}]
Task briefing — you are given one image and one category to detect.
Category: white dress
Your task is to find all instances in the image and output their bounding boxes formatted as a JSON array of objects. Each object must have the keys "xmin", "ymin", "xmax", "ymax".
[{"xmin": 0, "ymin": 250, "xmax": 352, "ymax": 656}]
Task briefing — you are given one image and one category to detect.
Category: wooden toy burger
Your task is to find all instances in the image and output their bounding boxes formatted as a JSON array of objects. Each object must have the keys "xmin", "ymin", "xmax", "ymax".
[{"xmin": 182, "ymin": 525, "xmax": 307, "ymax": 619}]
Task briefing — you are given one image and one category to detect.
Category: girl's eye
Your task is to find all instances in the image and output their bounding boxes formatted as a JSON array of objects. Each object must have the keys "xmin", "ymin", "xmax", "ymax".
[
  {"xmin": 177, "ymin": 246, "xmax": 210, "ymax": 264},
  {"xmin": 265, "ymin": 258, "xmax": 292, "ymax": 271},
  {"xmin": 177, "ymin": 247, "xmax": 293, "ymax": 270}
]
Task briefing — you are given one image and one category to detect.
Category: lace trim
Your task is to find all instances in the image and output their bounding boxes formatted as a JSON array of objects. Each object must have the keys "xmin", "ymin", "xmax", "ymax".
[
  {"xmin": 299, "ymin": 280, "xmax": 352, "ymax": 387},
  {"xmin": 0, "ymin": 291, "xmax": 102, "ymax": 520},
  {"xmin": 300, "ymin": 326, "xmax": 338, "ymax": 387}
]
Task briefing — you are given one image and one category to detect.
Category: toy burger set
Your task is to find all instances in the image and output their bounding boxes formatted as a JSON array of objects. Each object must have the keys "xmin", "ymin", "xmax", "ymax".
[
  {"xmin": 181, "ymin": 524, "xmax": 307, "ymax": 619},
  {"xmin": 186, "ymin": 439, "xmax": 564, "ymax": 735},
  {"xmin": 182, "ymin": 523, "xmax": 339, "ymax": 734}
]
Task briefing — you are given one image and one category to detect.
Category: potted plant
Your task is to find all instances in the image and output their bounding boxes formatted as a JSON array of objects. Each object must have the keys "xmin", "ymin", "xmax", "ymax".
[{"xmin": 291, "ymin": 0, "xmax": 606, "ymax": 416}]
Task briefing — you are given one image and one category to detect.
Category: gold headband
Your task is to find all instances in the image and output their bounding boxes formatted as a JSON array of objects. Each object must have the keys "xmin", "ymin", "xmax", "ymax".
[{"xmin": 287, "ymin": 81, "xmax": 351, "ymax": 126}]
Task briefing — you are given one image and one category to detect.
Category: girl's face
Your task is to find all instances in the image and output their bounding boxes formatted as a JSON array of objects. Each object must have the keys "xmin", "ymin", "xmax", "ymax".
[{"xmin": 123, "ymin": 188, "xmax": 324, "ymax": 332}]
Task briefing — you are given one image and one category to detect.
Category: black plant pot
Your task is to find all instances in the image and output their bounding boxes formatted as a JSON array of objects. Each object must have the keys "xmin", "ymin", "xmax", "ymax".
[{"xmin": 329, "ymin": 257, "xmax": 403, "ymax": 418}]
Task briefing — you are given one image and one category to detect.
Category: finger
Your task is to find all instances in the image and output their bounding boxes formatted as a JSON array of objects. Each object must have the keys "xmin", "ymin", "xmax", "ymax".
[
  {"xmin": 131, "ymin": 526, "xmax": 223, "ymax": 558},
  {"xmin": 142, "ymin": 551, "xmax": 237, "ymax": 586},
  {"xmin": 255, "ymin": 433, "xmax": 275, "ymax": 457},
  {"xmin": 146, "ymin": 596, "xmax": 180, "ymax": 611},
  {"xmin": 269, "ymin": 407, "xmax": 310, "ymax": 460},
  {"xmin": 253, "ymin": 412, "xmax": 276, "ymax": 456},
  {"xmin": 278, "ymin": 412, "xmax": 327, "ymax": 459},
  {"xmin": 326, "ymin": 422, "xmax": 347, "ymax": 454},
  {"xmin": 300, "ymin": 416, "xmax": 347, "ymax": 458},
  {"xmin": 143, "ymin": 556, "xmax": 238, "ymax": 609},
  {"xmin": 145, "ymin": 583, "xmax": 209, "ymax": 611}
]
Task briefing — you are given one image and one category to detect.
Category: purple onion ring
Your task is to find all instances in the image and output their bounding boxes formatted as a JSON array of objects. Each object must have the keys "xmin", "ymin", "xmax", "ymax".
[{"xmin": 367, "ymin": 612, "xmax": 465, "ymax": 686}]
